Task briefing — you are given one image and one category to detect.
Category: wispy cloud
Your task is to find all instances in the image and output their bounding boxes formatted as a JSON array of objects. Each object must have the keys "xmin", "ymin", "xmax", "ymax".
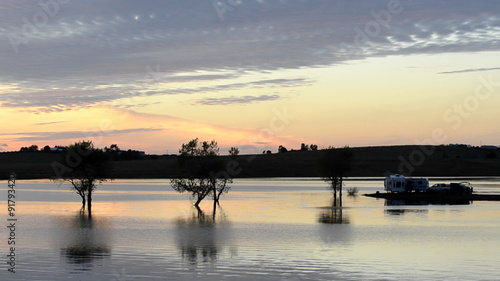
[
  {"xmin": 2, "ymin": 128, "xmax": 163, "ymax": 142},
  {"xmin": 0, "ymin": 77, "xmax": 309, "ymax": 111},
  {"xmin": 193, "ymin": 94, "xmax": 281, "ymax": 105},
  {"xmin": 438, "ymin": 67, "xmax": 500, "ymax": 74},
  {"xmin": 34, "ymin": 121, "xmax": 68, "ymax": 126}
]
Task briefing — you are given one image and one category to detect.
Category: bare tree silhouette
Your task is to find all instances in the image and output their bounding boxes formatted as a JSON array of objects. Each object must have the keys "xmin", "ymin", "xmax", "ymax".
[
  {"xmin": 54, "ymin": 141, "xmax": 111, "ymax": 216},
  {"xmin": 171, "ymin": 138, "xmax": 232, "ymax": 207},
  {"xmin": 319, "ymin": 146, "xmax": 353, "ymax": 207}
]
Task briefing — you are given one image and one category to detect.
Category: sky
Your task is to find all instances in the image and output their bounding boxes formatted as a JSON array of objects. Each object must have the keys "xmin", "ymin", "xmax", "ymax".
[{"xmin": 1, "ymin": 0, "xmax": 500, "ymax": 154}]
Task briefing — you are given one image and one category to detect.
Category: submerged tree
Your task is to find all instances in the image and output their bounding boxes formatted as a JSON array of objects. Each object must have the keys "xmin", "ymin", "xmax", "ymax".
[
  {"xmin": 319, "ymin": 146, "xmax": 353, "ymax": 206},
  {"xmin": 53, "ymin": 141, "xmax": 111, "ymax": 216},
  {"xmin": 171, "ymin": 138, "xmax": 232, "ymax": 208}
]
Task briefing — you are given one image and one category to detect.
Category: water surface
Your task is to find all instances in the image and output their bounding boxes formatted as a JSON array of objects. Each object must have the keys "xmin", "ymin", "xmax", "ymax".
[{"xmin": 1, "ymin": 178, "xmax": 500, "ymax": 280}]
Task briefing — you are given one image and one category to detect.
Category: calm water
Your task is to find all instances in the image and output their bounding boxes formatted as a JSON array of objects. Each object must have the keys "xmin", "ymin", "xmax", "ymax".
[{"xmin": 1, "ymin": 178, "xmax": 500, "ymax": 281}]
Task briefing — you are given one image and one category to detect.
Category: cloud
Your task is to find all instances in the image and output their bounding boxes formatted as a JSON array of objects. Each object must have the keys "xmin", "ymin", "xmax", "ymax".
[
  {"xmin": 193, "ymin": 94, "xmax": 281, "ymax": 105},
  {"xmin": 2, "ymin": 128, "xmax": 163, "ymax": 142},
  {"xmin": 161, "ymin": 78, "xmax": 310, "ymax": 96},
  {"xmin": 3, "ymin": 1, "xmax": 500, "ymax": 77},
  {"xmin": 0, "ymin": 105, "xmax": 303, "ymax": 154},
  {"xmin": 438, "ymin": 67, "xmax": 500, "ymax": 74},
  {"xmin": 0, "ymin": 77, "xmax": 309, "ymax": 111},
  {"xmin": 1, "ymin": 0, "xmax": 500, "ymax": 111},
  {"xmin": 160, "ymin": 78, "xmax": 311, "ymax": 95},
  {"xmin": 34, "ymin": 121, "xmax": 68, "ymax": 126}
]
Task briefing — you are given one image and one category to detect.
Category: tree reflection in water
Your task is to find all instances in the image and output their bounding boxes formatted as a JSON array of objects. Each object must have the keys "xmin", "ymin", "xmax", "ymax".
[
  {"xmin": 175, "ymin": 206, "xmax": 235, "ymax": 267},
  {"xmin": 59, "ymin": 211, "xmax": 111, "ymax": 271},
  {"xmin": 318, "ymin": 207, "xmax": 350, "ymax": 224},
  {"xmin": 318, "ymin": 199, "xmax": 350, "ymax": 225},
  {"xmin": 317, "ymin": 200, "xmax": 352, "ymax": 248}
]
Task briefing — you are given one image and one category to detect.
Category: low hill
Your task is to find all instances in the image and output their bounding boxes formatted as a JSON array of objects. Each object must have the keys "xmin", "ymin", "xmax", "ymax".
[{"xmin": 1, "ymin": 145, "xmax": 499, "ymax": 180}]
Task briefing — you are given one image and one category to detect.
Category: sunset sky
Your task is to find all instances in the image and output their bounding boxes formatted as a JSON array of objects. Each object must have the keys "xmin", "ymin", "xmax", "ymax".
[{"xmin": 1, "ymin": 0, "xmax": 499, "ymax": 154}]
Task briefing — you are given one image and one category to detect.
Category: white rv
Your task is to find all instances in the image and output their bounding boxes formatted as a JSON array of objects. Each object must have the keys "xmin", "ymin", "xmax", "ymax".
[
  {"xmin": 384, "ymin": 174, "xmax": 407, "ymax": 193},
  {"xmin": 384, "ymin": 174, "xmax": 429, "ymax": 193}
]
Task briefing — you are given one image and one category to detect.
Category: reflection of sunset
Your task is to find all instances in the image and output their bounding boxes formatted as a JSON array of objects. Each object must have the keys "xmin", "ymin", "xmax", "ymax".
[
  {"xmin": 2, "ymin": 179, "xmax": 500, "ymax": 280},
  {"xmin": 6, "ymin": 175, "xmax": 498, "ymax": 230},
  {"xmin": 18, "ymin": 201, "xmax": 190, "ymax": 220},
  {"xmin": 13, "ymin": 187, "xmax": 500, "ymax": 227}
]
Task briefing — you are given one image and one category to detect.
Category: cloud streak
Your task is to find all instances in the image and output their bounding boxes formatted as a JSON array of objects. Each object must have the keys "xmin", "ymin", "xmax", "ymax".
[
  {"xmin": 2, "ymin": 128, "xmax": 163, "ymax": 142},
  {"xmin": 0, "ymin": 77, "xmax": 309, "ymax": 111},
  {"xmin": 193, "ymin": 94, "xmax": 281, "ymax": 105},
  {"xmin": 438, "ymin": 67, "xmax": 500, "ymax": 74},
  {"xmin": 34, "ymin": 121, "xmax": 68, "ymax": 126}
]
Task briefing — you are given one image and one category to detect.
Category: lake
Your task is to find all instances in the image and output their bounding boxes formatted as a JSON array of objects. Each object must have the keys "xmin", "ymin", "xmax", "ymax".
[{"xmin": 1, "ymin": 177, "xmax": 500, "ymax": 280}]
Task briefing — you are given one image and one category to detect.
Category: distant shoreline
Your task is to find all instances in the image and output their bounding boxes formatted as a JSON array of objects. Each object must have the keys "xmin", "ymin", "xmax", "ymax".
[{"xmin": 2, "ymin": 145, "xmax": 500, "ymax": 180}]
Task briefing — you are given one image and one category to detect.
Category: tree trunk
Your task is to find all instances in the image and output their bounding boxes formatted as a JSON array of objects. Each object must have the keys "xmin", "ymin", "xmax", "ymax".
[
  {"xmin": 87, "ymin": 189, "xmax": 92, "ymax": 217},
  {"xmin": 195, "ymin": 205, "xmax": 204, "ymax": 219},
  {"xmin": 81, "ymin": 196, "xmax": 86, "ymax": 210},
  {"xmin": 194, "ymin": 194, "xmax": 204, "ymax": 207},
  {"xmin": 339, "ymin": 189, "xmax": 342, "ymax": 207},
  {"xmin": 212, "ymin": 196, "xmax": 217, "ymax": 219},
  {"xmin": 76, "ymin": 187, "xmax": 86, "ymax": 210},
  {"xmin": 215, "ymin": 190, "xmax": 223, "ymax": 206},
  {"xmin": 212, "ymin": 179, "xmax": 218, "ymax": 203},
  {"xmin": 332, "ymin": 182, "xmax": 337, "ymax": 205},
  {"xmin": 339, "ymin": 174, "xmax": 343, "ymax": 207}
]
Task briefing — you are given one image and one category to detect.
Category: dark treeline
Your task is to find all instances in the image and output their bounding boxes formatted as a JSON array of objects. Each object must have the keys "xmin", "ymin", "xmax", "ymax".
[
  {"xmin": 16, "ymin": 143, "xmax": 149, "ymax": 161},
  {"xmin": 1, "ymin": 144, "xmax": 500, "ymax": 180}
]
